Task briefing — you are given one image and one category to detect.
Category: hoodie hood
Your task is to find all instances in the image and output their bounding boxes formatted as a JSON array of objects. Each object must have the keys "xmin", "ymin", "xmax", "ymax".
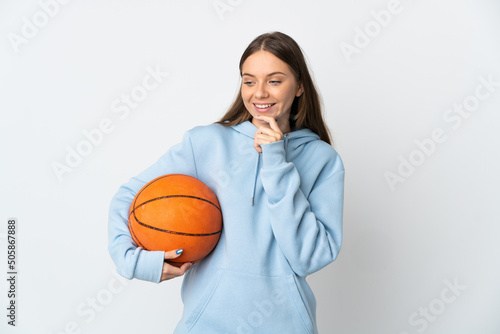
[
  {"xmin": 230, "ymin": 120, "xmax": 320, "ymax": 205},
  {"xmin": 230, "ymin": 120, "xmax": 320, "ymax": 148}
]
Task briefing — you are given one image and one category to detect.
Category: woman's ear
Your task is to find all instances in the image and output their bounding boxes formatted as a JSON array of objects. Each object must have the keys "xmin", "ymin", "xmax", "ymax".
[{"xmin": 296, "ymin": 83, "xmax": 304, "ymax": 97}]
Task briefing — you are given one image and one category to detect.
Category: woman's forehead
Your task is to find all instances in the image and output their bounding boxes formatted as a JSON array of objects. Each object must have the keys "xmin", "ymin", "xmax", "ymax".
[{"xmin": 241, "ymin": 50, "xmax": 292, "ymax": 76}]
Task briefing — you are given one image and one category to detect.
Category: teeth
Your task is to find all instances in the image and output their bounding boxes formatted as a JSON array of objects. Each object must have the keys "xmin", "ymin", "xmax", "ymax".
[{"xmin": 255, "ymin": 104, "xmax": 273, "ymax": 108}]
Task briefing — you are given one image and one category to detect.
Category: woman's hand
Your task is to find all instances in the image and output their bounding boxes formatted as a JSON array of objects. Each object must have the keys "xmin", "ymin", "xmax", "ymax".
[
  {"xmin": 253, "ymin": 115, "xmax": 283, "ymax": 153},
  {"xmin": 160, "ymin": 249, "xmax": 192, "ymax": 282}
]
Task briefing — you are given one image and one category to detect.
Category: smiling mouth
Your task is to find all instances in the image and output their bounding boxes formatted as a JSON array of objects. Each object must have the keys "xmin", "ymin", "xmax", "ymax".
[{"xmin": 254, "ymin": 103, "xmax": 276, "ymax": 111}]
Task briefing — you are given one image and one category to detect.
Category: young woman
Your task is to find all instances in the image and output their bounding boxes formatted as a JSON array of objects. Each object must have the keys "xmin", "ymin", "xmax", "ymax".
[{"xmin": 108, "ymin": 31, "xmax": 345, "ymax": 334}]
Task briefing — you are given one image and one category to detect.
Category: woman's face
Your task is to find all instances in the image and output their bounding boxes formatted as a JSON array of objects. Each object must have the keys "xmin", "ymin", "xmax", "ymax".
[{"xmin": 241, "ymin": 50, "xmax": 303, "ymax": 131}]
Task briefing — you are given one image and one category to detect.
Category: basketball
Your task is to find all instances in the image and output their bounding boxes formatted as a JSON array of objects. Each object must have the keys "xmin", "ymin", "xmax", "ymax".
[{"xmin": 128, "ymin": 174, "xmax": 223, "ymax": 267}]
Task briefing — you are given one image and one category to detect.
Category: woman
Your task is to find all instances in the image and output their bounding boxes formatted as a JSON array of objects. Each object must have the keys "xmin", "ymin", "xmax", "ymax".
[{"xmin": 108, "ymin": 31, "xmax": 344, "ymax": 334}]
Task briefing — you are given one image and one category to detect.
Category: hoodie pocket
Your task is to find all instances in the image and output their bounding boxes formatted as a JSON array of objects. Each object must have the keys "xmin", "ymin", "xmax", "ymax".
[{"xmin": 185, "ymin": 270, "xmax": 315, "ymax": 334}]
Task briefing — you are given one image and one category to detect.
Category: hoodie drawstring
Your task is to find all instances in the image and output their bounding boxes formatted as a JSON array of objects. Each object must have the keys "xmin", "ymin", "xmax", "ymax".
[{"xmin": 251, "ymin": 153, "xmax": 260, "ymax": 206}]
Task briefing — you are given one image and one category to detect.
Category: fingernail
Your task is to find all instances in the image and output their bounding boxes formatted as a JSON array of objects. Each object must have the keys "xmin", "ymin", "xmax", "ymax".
[
  {"xmin": 255, "ymin": 115, "xmax": 260, "ymax": 117},
  {"xmin": 176, "ymin": 249, "xmax": 183, "ymax": 255}
]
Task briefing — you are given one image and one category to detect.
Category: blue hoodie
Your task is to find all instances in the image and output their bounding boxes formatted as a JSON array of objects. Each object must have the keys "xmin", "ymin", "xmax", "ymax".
[{"xmin": 108, "ymin": 120, "xmax": 344, "ymax": 334}]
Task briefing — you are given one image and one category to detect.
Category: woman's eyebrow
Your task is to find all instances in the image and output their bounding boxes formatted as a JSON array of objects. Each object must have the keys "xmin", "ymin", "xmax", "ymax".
[{"xmin": 242, "ymin": 71, "xmax": 287, "ymax": 77}]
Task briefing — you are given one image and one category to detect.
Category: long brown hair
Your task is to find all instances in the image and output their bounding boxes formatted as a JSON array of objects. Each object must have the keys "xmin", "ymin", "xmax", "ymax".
[{"xmin": 215, "ymin": 31, "xmax": 333, "ymax": 146}]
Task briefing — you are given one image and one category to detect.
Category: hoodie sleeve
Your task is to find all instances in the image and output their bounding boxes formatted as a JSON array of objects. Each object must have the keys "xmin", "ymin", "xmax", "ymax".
[
  {"xmin": 107, "ymin": 130, "xmax": 198, "ymax": 283},
  {"xmin": 260, "ymin": 139, "xmax": 344, "ymax": 277}
]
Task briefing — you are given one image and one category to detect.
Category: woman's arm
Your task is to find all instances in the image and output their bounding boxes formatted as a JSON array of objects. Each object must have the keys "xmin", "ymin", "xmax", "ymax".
[
  {"xmin": 108, "ymin": 131, "xmax": 198, "ymax": 283},
  {"xmin": 260, "ymin": 140, "xmax": 345, "ymax": 277}
]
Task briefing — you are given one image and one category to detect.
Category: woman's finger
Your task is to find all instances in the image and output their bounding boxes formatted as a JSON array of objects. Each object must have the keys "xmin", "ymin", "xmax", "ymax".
[
  {"xmin": 253, "ymin": 115, "xmax": 284, "ymax": 153},
  {"xmin": 255, "ymin": 115, "xmax": 282, "ymax": 134},
  {"xmin": 254, "ymin": 135, "xmax": 277, "ymax": 154},
  {"xmin": 255, "ymin": 128, "xmax": 282, "ymax": 143},
  {"xmin": 164, "ymin": 249, "xmax": 184, "ymax": 260},
  {"xmin": 161, "ymin": 261, "xmax": 193, "ymax": 281},
  {"xmin": 179, "ymin": 262, "xmax": 193, "ymax": 273},
  {"xmin": 254, "ymin": 139, "xmax": 263, "ymax": 153},
  {"xmin": 254, "ymin": 126, "xmax": 283, "ymax": 153}
]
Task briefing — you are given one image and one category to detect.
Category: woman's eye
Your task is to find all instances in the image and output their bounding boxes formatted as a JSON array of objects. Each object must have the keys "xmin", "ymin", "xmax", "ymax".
[
  {"xmin": 269, "ymin": 81, "xmax": 281, "ymax": 85},
  {"xmin": 243, "ymin": 81, "xmax": 255, "ymax": 86}
]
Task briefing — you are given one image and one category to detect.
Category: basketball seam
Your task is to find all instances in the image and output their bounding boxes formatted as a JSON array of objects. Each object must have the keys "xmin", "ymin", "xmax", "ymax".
[
  {"xmin": 133, "ymin": 194, "xmax": 222, "ymax": 213},
  {"xmin": 130, "ymin": 194, "xmax": 222, "ymax": 236},
  {"xmin": 128, "ymin": 216, "xmax": 147, "ymax": 249},
  {"xmin": 128, "ymin": 174, "xmax": 222, "ymax": 242},
  {"xmin": 134, "ymin": 217, "xmax": 222, "ymax": 237},
  {"xmin": 132, "ymin": 174, "xmax": 178, "ymax": 212}
]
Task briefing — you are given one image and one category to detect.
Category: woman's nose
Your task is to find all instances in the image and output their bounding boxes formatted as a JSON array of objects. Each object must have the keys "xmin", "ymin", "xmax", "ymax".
[{"xmin": 255, "ymin": 83, "xmax": 269, "ymax": 99}]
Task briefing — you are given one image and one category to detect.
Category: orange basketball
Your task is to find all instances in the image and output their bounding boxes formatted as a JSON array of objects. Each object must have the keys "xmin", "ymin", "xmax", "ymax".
[{"xmin": 128, "ymin": 174, "xmax": 223, "ymax": 267}]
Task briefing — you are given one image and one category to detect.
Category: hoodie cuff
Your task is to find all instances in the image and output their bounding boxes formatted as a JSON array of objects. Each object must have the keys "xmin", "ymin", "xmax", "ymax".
[
  {"xmin": 261, "ymin": 140, "xmax": 286, "ymax": 168},
  {"xmin": 134, "ymin": 250, "xmax": 165, "ymax": 283}
]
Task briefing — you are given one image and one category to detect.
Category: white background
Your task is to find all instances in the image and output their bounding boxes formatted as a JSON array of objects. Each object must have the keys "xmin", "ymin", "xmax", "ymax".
[{"xmin": 1, "ymin": 0, "xmax": 500, "ymax": 333}]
